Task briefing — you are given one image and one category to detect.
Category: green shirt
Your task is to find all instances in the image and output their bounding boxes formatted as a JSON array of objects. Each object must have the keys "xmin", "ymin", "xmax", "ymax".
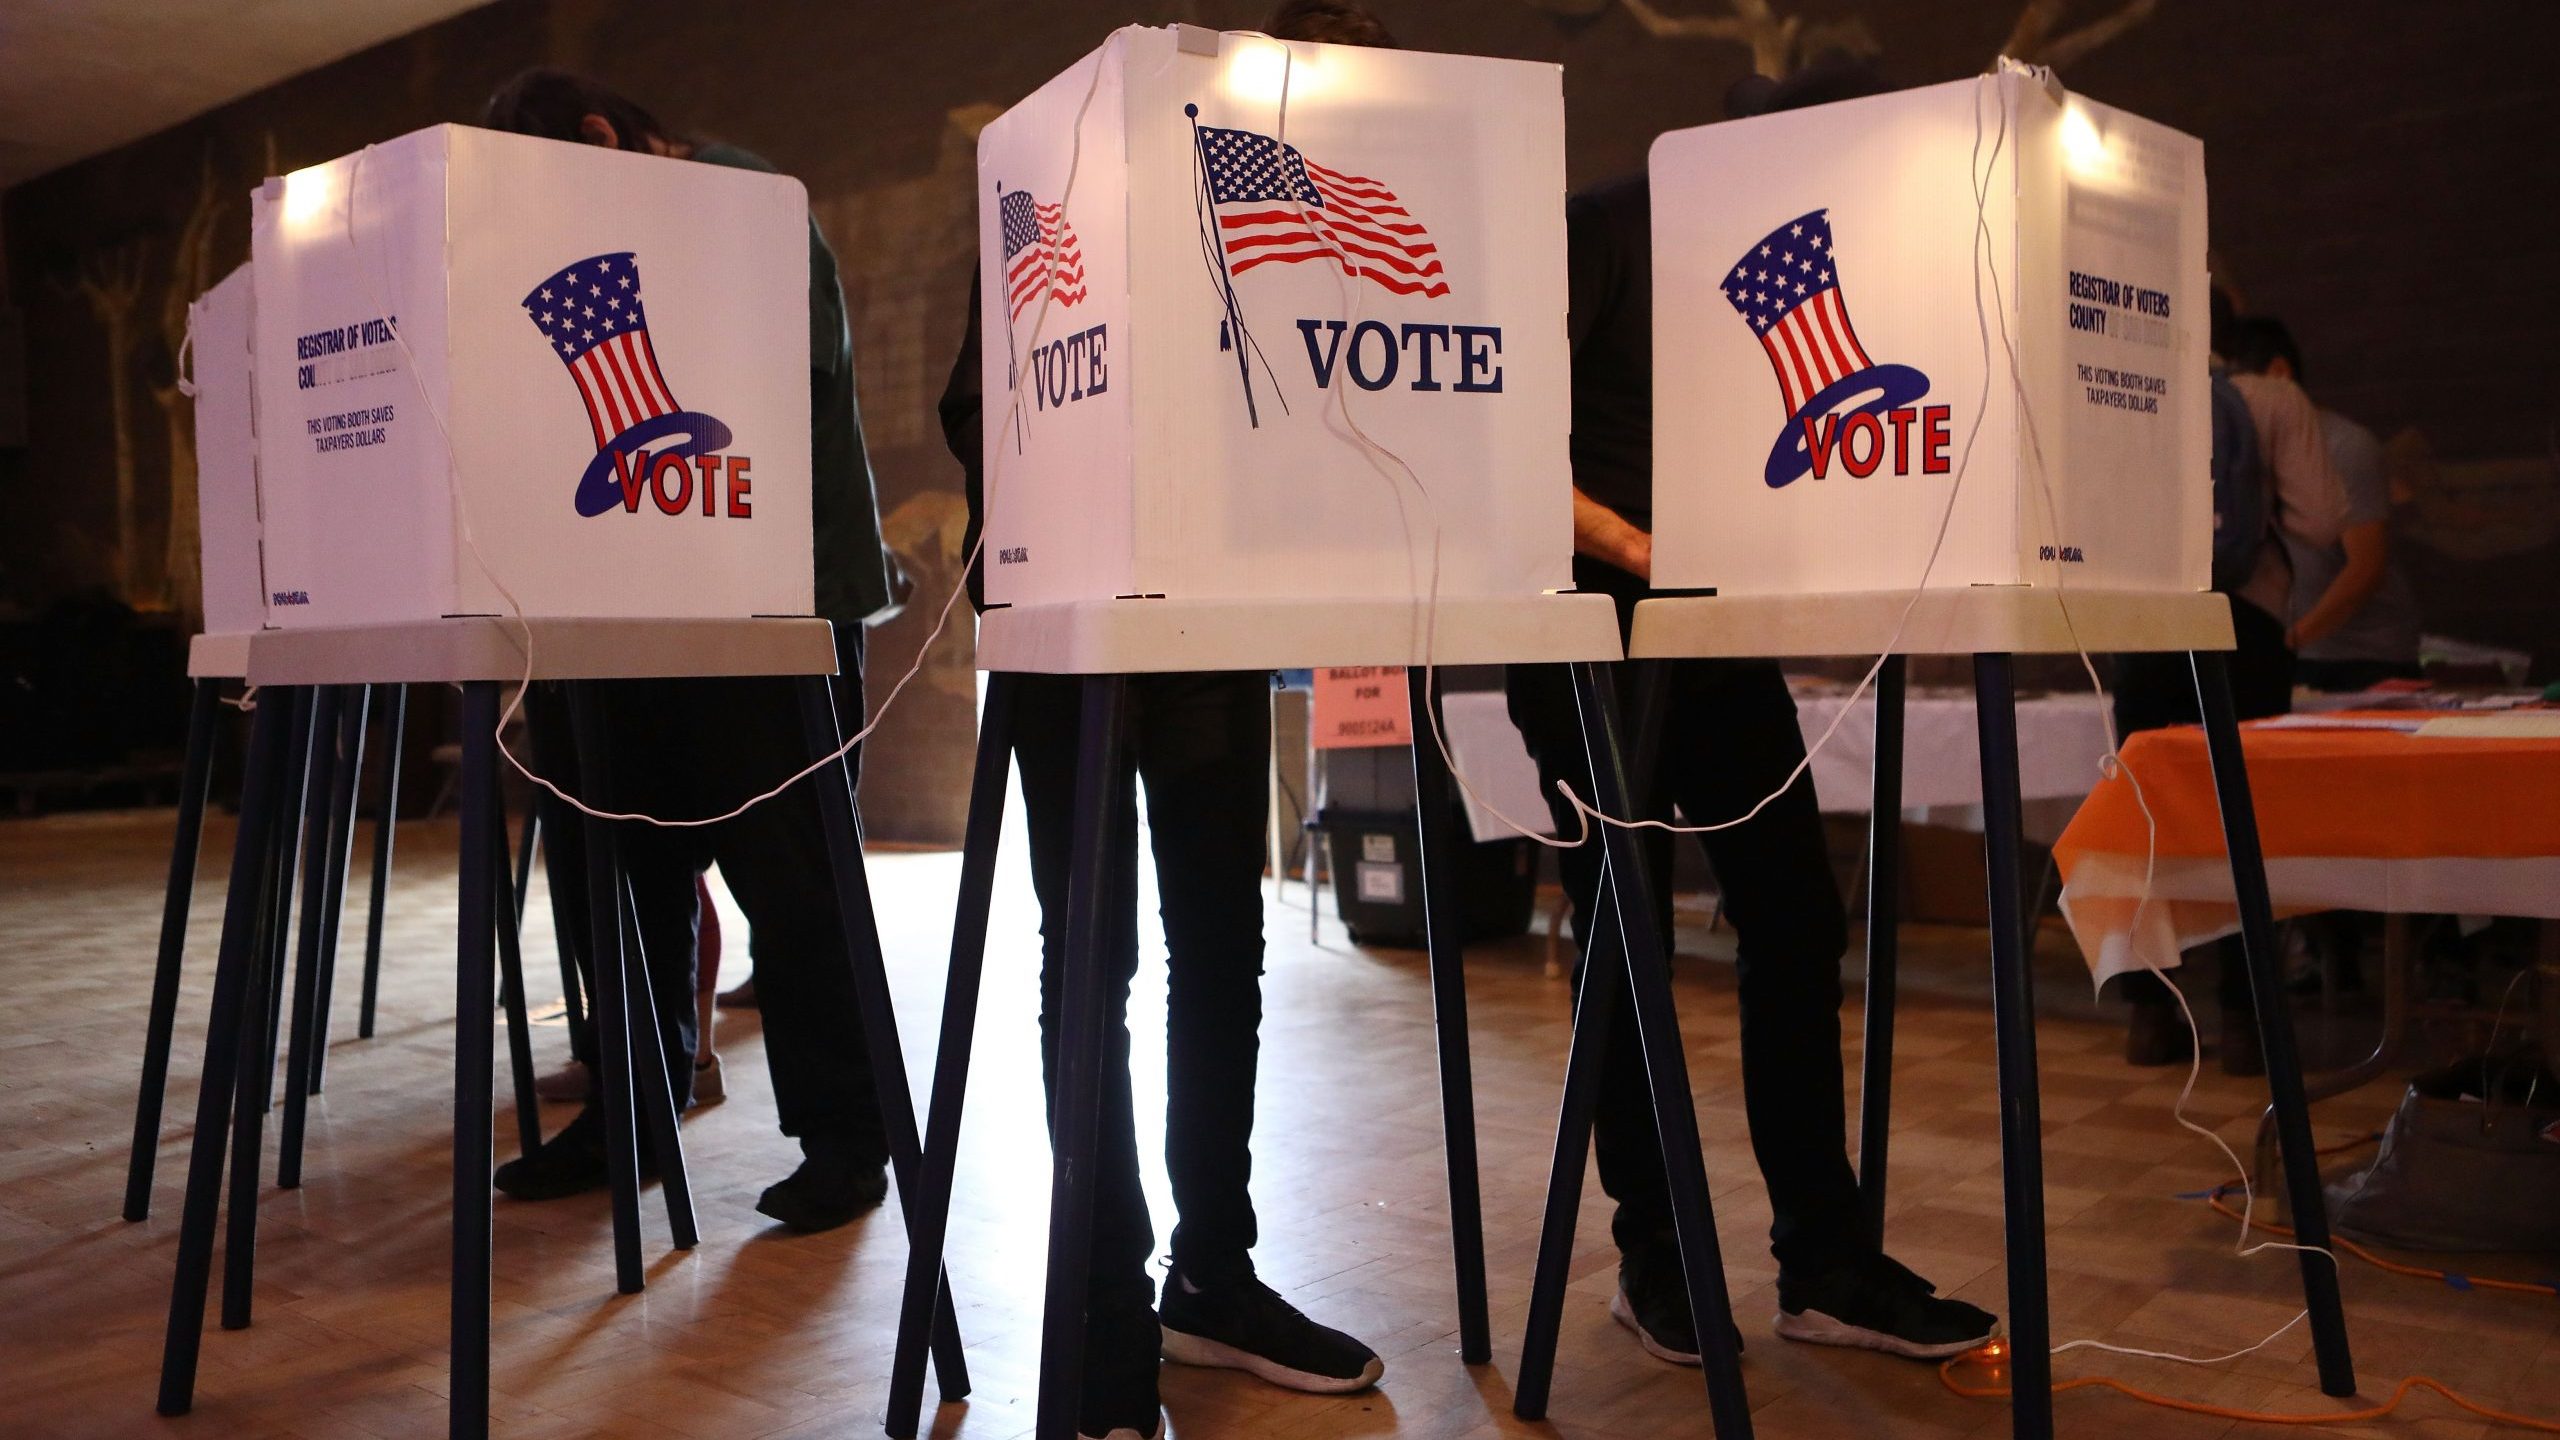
[{"xmin": 692, "ymin": 142, "xmax": 893, "ymax": 628}]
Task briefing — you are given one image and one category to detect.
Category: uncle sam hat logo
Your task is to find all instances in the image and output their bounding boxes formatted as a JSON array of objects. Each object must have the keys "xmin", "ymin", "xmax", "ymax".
[
  {"xmin": 521, "ymin": 252, "xmax": 733, "ymax": 516},
  {"xmin": 1722, "ymin": 208, "xmax": 1931, "ymax": 488}
]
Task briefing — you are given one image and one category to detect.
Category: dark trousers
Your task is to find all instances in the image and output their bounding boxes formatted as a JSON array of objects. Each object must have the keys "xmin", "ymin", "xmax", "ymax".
[
  {"xmin": 2111, "ymin": 595, "xmax": 2293, "ymax": 1014},
  {"xmin": 1013, "ymin": 670, "xmax": 1271, "ymax": 1341},
  {"xmin": 1507, "ymin": 653, "xmax": 1862, "ymax": 1274},
  {"xmin": 531, "ymin": 628, "xmax": 887, "ymax": 1159}
]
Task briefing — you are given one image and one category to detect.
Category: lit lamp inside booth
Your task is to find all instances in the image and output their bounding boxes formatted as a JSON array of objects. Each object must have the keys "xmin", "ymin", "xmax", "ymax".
[
  {"xmin": 1219, "ymin": 36, "xmax": 1331, "ymax": 106},
  {"xmin": 278, "ymin": 162, "xmax": 338, "ymax": 237}
]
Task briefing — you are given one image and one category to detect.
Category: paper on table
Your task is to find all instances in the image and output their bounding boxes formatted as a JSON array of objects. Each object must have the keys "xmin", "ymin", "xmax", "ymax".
[
  {"xmin": 2413, "ymin": 713, "xmax": 2560, "ymax": 739},
  {"xmin": 2250, "ymin": 714, "xmax": 2426, "ymax": 733}
]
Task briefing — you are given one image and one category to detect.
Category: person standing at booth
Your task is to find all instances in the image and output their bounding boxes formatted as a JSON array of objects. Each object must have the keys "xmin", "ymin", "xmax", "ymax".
[
  {"xmin": 480, "ymin": 70, "xmax": 903, "ymax": 1233},
  {"xmin": 1503, "ymin": 58, "xmax": 2002, "ymax": 1367},
  {"xmin": 934, "ymin": 7, "xmax": 1395, "ymax": 1436}
]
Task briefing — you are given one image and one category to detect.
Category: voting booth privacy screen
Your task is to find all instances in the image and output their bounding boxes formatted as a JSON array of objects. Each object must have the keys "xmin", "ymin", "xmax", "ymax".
[
  {"xmin": 191, "ymin": 265, "xmax": 266, "ymax": 636},
  {"xmin": 249, "ymin": 125, "xmax": 814, "ymax": 628},
  {"xmin": 1649, "ymin": 68, "xmax": 2209, "ymax": 597},
  {"xmin": 975, "ymin": 26, "xmax": 1572, "ymax": 609}
]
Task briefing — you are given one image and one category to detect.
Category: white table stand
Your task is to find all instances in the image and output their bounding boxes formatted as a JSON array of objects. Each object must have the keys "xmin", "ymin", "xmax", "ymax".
[
  {"xmin": 876, "ymin": 594, "xmax": 1760, "ymax": 1440},
  {"xmin": 1511, "ymin": 588, "xmax": 2356, "ymax": 1440},
  {"xmin": 151, "ymin": 618, "xmax": 968, "ymax": 1439}
]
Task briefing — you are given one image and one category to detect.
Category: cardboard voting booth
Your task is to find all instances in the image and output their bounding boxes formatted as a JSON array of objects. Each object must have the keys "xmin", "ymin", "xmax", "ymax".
[
  {"xmin": 1649, "ymin": 65, "xmax": 2209, "ymax": 597},
  {"xmin": 191, "ymin": 265, "xmax": 266, "ymax": 638},
  {"xmin": 974, "ymin": 25, "xmax": 1571, "ymax": 610},
  {"xmin": 249, "ymin": 124, "xmax": 813, "ymax": 628}
]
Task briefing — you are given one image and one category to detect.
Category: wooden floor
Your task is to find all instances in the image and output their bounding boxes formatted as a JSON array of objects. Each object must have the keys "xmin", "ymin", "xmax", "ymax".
[{"xmin": 6, "ymin": 805, "xmax": 2557, "ymax": 1440}]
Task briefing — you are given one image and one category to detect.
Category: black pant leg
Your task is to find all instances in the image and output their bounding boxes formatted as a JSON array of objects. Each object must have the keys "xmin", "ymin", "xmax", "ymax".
[
  {"xmin": 1015, "ymin": 675, "xmax": 1159, "ymax": 1330},
  {"xmin": 1136, "ymin": 672, "xmax": 1272, "ymax": 1285},
  {"xmin": 1505, "ymin": 661, "xmax": 1682, "ymax": 1255},
  {"xmin": 1663, "ymin": 660, "xmax": 1862, "ymax": 1274},
  {"xmin": 525, "ymin": 684, "xmax": 596, "ymax": 1069}
]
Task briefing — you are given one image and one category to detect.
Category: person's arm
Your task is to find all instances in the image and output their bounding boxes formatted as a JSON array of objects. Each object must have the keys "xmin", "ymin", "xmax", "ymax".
[
  {"xmin": 1574, "ymin": 486, "xmax": 1649, "ymax": 581},
  {"xmin": 2286, "ymin": 518, "xmax": 2386, "ymax": 649}
]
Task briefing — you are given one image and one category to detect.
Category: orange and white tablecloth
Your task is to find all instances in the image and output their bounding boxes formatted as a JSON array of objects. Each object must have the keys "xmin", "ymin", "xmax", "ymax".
[{"xmin": 2054, "ymin": 713, "xmax": 2560, "ymax": 988}]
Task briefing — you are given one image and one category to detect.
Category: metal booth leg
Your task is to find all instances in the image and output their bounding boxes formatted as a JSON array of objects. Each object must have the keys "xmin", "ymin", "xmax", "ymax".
[
  {"xmin": 565, "ymin": 684, "xmax": 648, "ymax": 1295},
  {"xmin": 126, "ymin": 676, "xmax": 224, "ymax": 1222},
  {"xmin": 157, "ymin": 687, "xmax": 297, "ymax": 1415},
  {"xmin": 1568, "ymin": 661, "xmax": 1753, "ymax": 1439},
  {"xmin": 1034, "ymin": 674, "xmax": 1131, "ymax": 1440},
  {"xmin": 2190, "ymin": 650, "xmax": 2355, "ymax": 1397},
  {"xmin": 226, "ymin": 687, "xmax": 321, "ymax": 1330},
  {"xmin": 359, "ymin": 683, "xmax": 408, "ymax": 1040},
  {"xmin": 307, "ymin": 683, "xmax": 371, "ymax": 1097},
  {"xmin": 279, "ymin": 686, "xmax": 351, "ymax": 1188},
  {"xmin": 1972, "ymin": 653, "xmax": 2052, "ymax": 1440},
  {"xmin": 1404, "ymin": 666, "xmax": 1492, "ymax": 1365},
  {"xmin": 1858, "ymin": 653, "xmax": 1907, "ymax": 1248},
  {"xmin": 491, "ymin": 777, "xmax": 545, "ymax": 1161},
  {"xmin": 451, "ymin": 680, "xmax": 502, "ymax": 1440},
  {"xmin": 793, "ymin": 672, "xmax": 970, "ymax": 1402},
  {"xmin": 887, "ymin": 673, "xmax": 1022, "ymax": 1439}
]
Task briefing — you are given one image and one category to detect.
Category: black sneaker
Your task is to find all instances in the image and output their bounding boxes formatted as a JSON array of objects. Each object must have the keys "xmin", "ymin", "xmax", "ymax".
[
  {"xmin": 1080, "ymin": 1304, "xmax": 1164, "ymax": 1440},
  {"xmin": 1158, "ymin": 1266, "xmax": 1383, "ymax": 1394},
  {"xmin": 753, "ymin": 1134, "xmax": 888, "ymax": 1233},
  {"xmin": 1774, "ymin": 1251, "xmax": 1999, "ymax": 1360},
  {"xmin": 493, "ymin": 1106, "xmax": 654, "ymax": 1201},
  {"xmin": 1612, "ymin": 1240, "xmax": 1743, "ymax": 1366}
]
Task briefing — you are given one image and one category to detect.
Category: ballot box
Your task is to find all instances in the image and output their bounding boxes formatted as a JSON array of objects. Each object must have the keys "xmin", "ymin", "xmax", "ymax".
[
  {"xmin": 249, "ymin": 124, "xmax": 813, "ymax": 628},
  {"xmin": 190, "ymin": 264, "xmax": 266, "ymax": 637},
  {"xmin": 974, "ymin": 24, "xmax": 1571, "ymax": 609},
  {"xmin": 1649, "ymin": 62, "xmax": 2209, "ymax": 597}
]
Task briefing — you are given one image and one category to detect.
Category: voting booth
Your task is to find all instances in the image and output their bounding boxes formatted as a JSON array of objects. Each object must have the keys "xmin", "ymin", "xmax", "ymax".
[
  {"xmin": 249, "ymin": 124, "xmax": 814, "ymax": 628},
  {"xmin": 1649, "ymin": 65, "xmax": 2209, "ymax": 597},
  {"xmin": 190, "ymin": 265, "xmax": 267, "ymax": 639},
  {"xmin": 973, "ymin": 25, "xmax": 1571, "ymax": 610}
]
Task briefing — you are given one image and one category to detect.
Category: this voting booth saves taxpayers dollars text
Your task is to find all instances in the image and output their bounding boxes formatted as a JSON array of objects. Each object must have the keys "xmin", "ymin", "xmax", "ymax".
[
  {"xmin": 1649, "ymin": 66, "xmax": 2209, "ymax": 597},
  {"xmin": 250, "ymin": 125, "xmax": 814, "ymax": 628},
  {"xmin": 191, "ymin": 265, "xmax": 266, "ymax": 637},
  {"xmin": 975, "ymin": 26, "xmax": 1571, "ymax": 609}
]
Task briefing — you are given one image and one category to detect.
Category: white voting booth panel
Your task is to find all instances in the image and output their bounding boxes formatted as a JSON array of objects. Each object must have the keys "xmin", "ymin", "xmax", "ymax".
[
  {"xmin": 249, "ymin": 125, "xmax": 814, "ymax": 628},
  {"xmin": 975, "ymin": 26, "xmax": 1571, "ymax": 609},
  {"xmin": 1649, "ymin": 67, "xmax": 2209, "ymax": 597},
  {"xmin": 191, "ymin": 265, "xmax": 266, "ymax": 639}
]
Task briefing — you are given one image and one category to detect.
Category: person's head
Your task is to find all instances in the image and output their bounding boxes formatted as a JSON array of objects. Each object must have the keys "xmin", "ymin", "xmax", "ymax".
[
  {"xmin": 483, "ymin": 68, "xmax": 677, "ymax": 155},
  {"xmin": 2209, "ymin": 281, "xmax": 2240, "ymax": 360},
  {"xmin": 2223, "ymin": 315, "xmax": 2304, "ymax": 383},
  {"xmin": 1264, "ymin": 0, "xmax": 1397, "ymax": 47}
]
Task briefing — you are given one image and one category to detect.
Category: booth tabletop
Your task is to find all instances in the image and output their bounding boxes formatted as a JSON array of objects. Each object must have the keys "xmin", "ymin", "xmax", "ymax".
[
  {"xmin": 974, "ymin": 594, "xmax": 1623, "ymax": 675},
  {"xmin": 2055, "ymin": 711, "xmax": 2560, "ymax": 987},
  {"xmin": 1629, "ymin": 588, "xmax": 2235, "ymax": 660},
  {"xmin": 241, "ymin": 616, "xmax": 842, "ymax": 686}
]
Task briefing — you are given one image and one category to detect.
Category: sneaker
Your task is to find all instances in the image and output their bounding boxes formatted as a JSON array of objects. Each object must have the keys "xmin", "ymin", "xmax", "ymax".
[
  {"xmin": 1158, "ymin": 1266, "xmax": 1383, "ymax": 1394},
  {"xmin": 1611, "ymin": 1240, "xmax": 1742, "ymax": 1366},
  {"xmin": 753, "ymin": 1134, "xmax": 888, "ymax": 1232},
  {"xmin": 493, "ymin": 1106, "xmax": 653, "ymax": 1201},
  {"xmin": 1080, "ymin": 1305, "xmax": 1165, "ymax": 1440},
  {"xmin": 692, "ymin": 1054, "xmax": 726, "ymax": 1105},
  {"xmin": 1773, "ymin": 1252, "xmax": 1998, "ymax": 1360},
  {"xmin": 714, "ymin": 978, "xmax": 758, "ymax": 1010}
]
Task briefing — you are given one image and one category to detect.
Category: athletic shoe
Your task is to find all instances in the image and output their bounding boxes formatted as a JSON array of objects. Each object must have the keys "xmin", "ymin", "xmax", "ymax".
[
  {"xmin": 1773, "ymin": 1251, "xmax": 1998, "ymax": 1360},
  {"xmin": 1080, "ymin": 1305, "xmax": 1165, "ymax": 1440},
  {"xmin": 753, "ymin": 1134, "xmax": 887, "ymax": 1232},
  {"xmin": 1611, "ymin": 1240, "xmax": 1742, "ymax": 1366},
  {"xmin": 493, "ymin": 1105, "xmax": 652, "ymax": 1201},
  {"xmin": 1158, "ymin": 1267, "xmax": 1383, "ymax": 1394}
]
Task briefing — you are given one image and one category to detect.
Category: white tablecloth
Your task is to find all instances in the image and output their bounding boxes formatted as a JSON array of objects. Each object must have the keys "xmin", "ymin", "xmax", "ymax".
[{"xmin": 1793, "ymin": 686, "xmax": 2113, "ymax": 842}]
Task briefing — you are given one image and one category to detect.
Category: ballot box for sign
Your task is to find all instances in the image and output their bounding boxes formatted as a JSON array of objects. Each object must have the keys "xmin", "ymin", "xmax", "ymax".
[
  {"xmin": 1648, "ymin": 61, "xmax": 2210, "ymax": 598},
  {"xmin": 974, "ymin": 23, "xmax": 1570, "ymax": 609},
  {"xmin": 249, "ymin": 124, "xmax": 813, "ymax": 628}
]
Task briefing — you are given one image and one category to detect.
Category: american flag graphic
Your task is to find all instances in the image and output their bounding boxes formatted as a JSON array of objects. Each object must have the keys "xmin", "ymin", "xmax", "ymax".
[
  {"xmin": 520, "ymin": 252, "xmax": 683, "ymax": 450},
  {"xmin": 1722, "ymin": 210, "xmax": 1875, "ymax": 419},
  {"xmin": 1198, "ymin": 124, "xmax": 1447, "ymax": 298},
  {"xmin": 1000, "ymin": 189, "xmax": 1087, "ymax": 323}
]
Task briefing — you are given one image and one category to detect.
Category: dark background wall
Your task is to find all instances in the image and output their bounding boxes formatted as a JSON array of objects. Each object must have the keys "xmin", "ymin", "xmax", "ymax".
[{"xmin": 4, "ymin": 0, "xmax": 2555, "ymax": 835}]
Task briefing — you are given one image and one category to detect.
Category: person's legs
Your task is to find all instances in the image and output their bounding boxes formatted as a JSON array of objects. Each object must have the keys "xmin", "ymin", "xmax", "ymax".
[
  {"xmin": 692, "ymin": 873, "xmax": 723, "ymax": 1100},
  {"xmin": 1014, "ymin": 674, "xmax": 1162, "ymax": 1434}
]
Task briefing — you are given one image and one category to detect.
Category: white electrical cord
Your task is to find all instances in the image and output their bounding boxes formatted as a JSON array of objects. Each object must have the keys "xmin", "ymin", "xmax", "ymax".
[{"xmin": 337, "ymin": 37, "xmax": 1116, "ymax": 826}]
